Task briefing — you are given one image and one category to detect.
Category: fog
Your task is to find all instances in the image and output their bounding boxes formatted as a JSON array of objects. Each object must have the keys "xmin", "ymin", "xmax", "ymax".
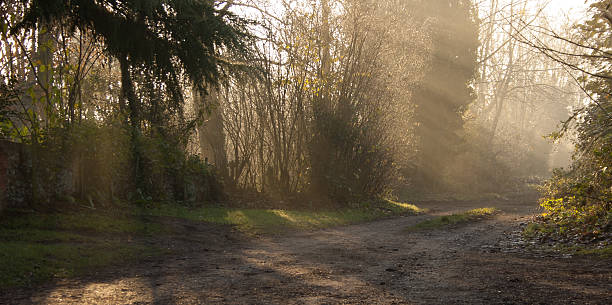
[
  {"xmin": 220, "ymin": 0, "xmax": 586, "ymax": 198},
  {"xmin": 0, "ymin": 0, "xmax": 590, "ymax": 206}
]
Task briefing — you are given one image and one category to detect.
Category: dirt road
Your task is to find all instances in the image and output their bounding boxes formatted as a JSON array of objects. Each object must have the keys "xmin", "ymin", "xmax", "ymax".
[{"xmin": 3, "ymin": 198, "xmax": 611, "ymax": 304}]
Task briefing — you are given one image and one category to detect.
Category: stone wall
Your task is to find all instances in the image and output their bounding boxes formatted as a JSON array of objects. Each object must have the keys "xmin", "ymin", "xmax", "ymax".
[{"xmin": 0, "ymin": 140, "xmax": 30, "ymax": 212}]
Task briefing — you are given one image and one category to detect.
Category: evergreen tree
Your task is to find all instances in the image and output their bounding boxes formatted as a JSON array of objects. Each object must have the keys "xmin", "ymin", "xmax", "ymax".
[
  {"xmin": 410, "ymin": 0, "xmax": 479, "ymax": 191},
  {"xmin": 14, "ymin": 0, "xmax": 251, "ymax": 194},
  {"xmin": 17, "ymin": 0, "xmax": 250, "ymax": 90}
]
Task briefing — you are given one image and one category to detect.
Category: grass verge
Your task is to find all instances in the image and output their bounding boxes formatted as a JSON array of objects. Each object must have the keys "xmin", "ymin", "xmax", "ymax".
[
  {"xmin": 135, "ymin": 199, "xmax": 422, "ymax": 234},
  {"xmin": 0, "ymin": 209, "xmax": 165, "ymax": 289},
  {"xmin": 406, "ymin": 207, "xmax": 498, "ymax": 231},
  {"xmin": 1, "ymin": 199, "xmax": 420, "ymax": 288}
]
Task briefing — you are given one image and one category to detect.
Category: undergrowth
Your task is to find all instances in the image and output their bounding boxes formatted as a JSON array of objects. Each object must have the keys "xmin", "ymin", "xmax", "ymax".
[{"xmin": 525, "ymin": 164, "xmax": 611, "ymax": 250}]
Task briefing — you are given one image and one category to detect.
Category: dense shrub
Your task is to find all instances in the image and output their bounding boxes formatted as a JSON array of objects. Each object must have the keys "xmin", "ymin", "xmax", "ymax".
[
  {"xmin": 0, "ymin": 120, "xmax": 220, "ymax": 208},
  {"xmin": 536, "ymin": 132, "xmax": 611, "ymax": 242},
  {"xmin": 310, "ymin": 106, "xmax": 396, "ymax": 203},
  {"xmin": 535, "ymin": 81, "xmax": 611, "ymax": 242},
  {"xmin": 528, "ymin": 0, "xmax": 612, "ymax": 245}
]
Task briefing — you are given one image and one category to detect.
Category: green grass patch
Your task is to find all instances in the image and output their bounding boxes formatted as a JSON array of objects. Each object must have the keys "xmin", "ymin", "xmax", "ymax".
[
  {"xmin": 0, "ymin": 241, "xmax": 161, "ymax": 288},
  {"xmin": 0, "ymin": 210, "xmax": 165, "ymax": 289},
  {"xmin": 137, "ymin": 199, "xmax": 422, "ymax": 234},
  {"xmin": 551, "ymin": 244, "xmax": 612, "ymax": 259},
  {"xmin": 522, "ymin": 222, "xmax": 557, "ymax": 238},
  {"xmin": 574, "ymin": 245, "xmax": 612, "ymax": 258},
  {"xmin": 1, "ymin": 211, "xmax": 163, "ymax": 235},
  {"xmin": 0, "ymin": 199, "xmax": 420, "ymax": 288},
  {"xmin": 406, "ymin": 207, "xmax": 499, "ymax": 231}
]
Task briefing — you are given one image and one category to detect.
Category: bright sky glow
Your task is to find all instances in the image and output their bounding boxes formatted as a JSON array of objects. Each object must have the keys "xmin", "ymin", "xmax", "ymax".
[
  {"xmin": 536, "ymin": 0, "xmax": 591, "ymax": 28},
  {"xmin": 545, "ymin": 0, "xmax": 589, "ymax": 12},
  {"xmin": 235, "ymin": 1, "xmax": 595, "ymax": 32},
  {"xmin": 544, "ymin": 0, "xmax": 590, "ymax": 22}
]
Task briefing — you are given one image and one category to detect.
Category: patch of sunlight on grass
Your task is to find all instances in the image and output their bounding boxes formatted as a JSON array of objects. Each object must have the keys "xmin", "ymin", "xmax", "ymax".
[
  {"xmin": 0, "ymin": 199, "xmax": 422, "ymax": 288},
  {"xmin": 406, "ymin": 207, "xmax": 499, "ymax": 231},
  {"xmin": 140, "ymin": 199, "xmax": 422, "ymax": 234},
  {"xmin": 225, "ymin": 209, "xmax": 248, "ymax": 225},
  {"xmin": 385, "ymin": 200, "xmax": 423, "ymax": 213},
  {"xmin": 273, "ymin": 210, "xmax": 298, "ymax": 223}
]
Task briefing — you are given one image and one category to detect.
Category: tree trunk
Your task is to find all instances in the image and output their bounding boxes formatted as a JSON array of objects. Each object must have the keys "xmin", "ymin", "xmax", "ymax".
[
  {"xmin": 119, "ymin": 56, "xmax": 144, "ymax": 191},
  {"xmin": 193, "ymin": 85, "xmax": 228, "ymax": 180},
  {"xmin": 489, "ymin": 1, "xmax": 516, "ymax": 143}
]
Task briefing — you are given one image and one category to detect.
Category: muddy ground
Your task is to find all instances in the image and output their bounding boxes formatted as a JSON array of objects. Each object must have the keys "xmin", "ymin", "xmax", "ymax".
[{"xmin": 1, "ymin": 198, "xmax": 611, "ymax": 304}]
